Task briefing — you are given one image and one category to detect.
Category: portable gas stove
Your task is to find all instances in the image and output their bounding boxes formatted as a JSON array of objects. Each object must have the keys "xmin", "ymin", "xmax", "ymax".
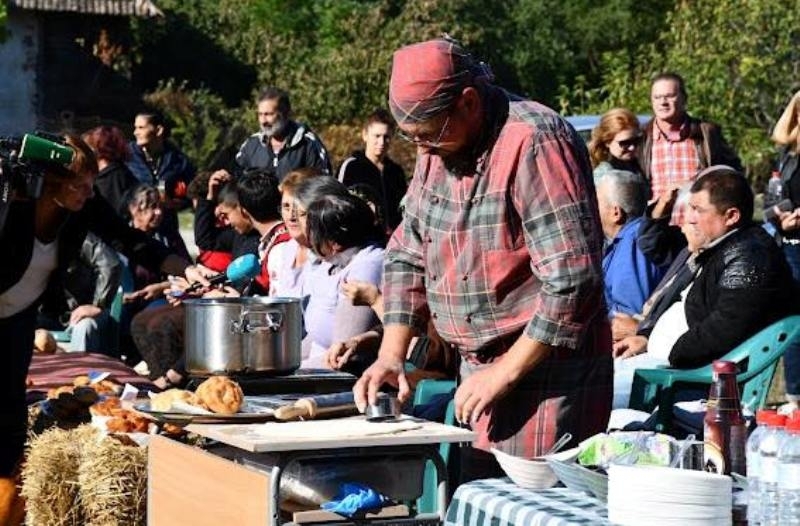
[{"xmin": 185, "ymin": 369, "xmax": 357, "ymax": 396}]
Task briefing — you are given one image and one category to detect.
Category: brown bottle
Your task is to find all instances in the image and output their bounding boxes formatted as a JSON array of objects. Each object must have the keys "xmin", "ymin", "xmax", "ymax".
[{"xmin": 703, "ymin": 360, "xmax": 747, "ymax": 476}]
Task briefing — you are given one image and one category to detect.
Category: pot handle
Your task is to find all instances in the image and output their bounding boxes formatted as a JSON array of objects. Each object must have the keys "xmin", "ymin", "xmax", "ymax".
[{"xmin": 231, "ymin": 309, "xmax": 284, "ymax": 334}]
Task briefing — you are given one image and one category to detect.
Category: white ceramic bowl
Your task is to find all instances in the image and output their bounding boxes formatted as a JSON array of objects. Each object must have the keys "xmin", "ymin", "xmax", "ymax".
[
  {"xmin": 544, "ymin": 447, "xmax": 592, "ymax": 493},
  {"xmin": 492, "ymin": 447, "xmax": 578, "ymax": 490}
]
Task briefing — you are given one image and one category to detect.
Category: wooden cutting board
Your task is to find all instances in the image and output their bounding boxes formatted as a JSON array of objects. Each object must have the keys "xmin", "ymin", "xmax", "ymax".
[{"xmin": 186, "ymin": 415, "xmax": 475, "ymax": 452}]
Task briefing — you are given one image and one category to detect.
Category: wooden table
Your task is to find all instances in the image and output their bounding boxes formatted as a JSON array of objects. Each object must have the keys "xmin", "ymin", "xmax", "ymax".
[{"xmin": 148, "ymin": 416, "xmax": 474, "ymax": 525}]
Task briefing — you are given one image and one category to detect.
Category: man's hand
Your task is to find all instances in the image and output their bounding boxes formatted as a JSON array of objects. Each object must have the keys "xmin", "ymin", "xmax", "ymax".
[
  {"xmin": 185, "ymin": 264, "xmax": 214, "ymax": 289},
  {"xmin": 140, "ymin": 282, "xmax": 169, "ymax": 301},
  {"xmin": 202, "ymin": 285, "xmax": 240, "ymax": 298},
  {"xmin": 454, "ymin": 363, "xmax": 515, "ymax": 424},
  {"xmin": 611, "ymin": 312, "xmax": 639, "ymax": 342},
  {"xmin": 341, "ymin": 280, "xmax": 381, "ymax": 308},
  {"xmin": 612, "ymin": 335, "xmax": 648, "ymax": 359},
  {"xmin": 208, "ymin": 170, "xmax": 231, "ymax": 200},
  {"xmin": 353, "ymin": 355, "xmax": 409, "ymax": 411},
  {"xmin": 777, "ymin": 207, "xmax": 800, "ymax": 233},
  {"xmin": 68, "ymin": 305, "xmax": 102, "ymax": 326},
  {"xmin": 651, "ymin": 185, "xmax": 681, "ymax": 219},
  {"xmin": 326, "ymin": 331, "xmax": 381, "ymax": 370}
]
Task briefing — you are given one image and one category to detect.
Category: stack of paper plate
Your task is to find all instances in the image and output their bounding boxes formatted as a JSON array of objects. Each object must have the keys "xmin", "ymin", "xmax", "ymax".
[{"xmin": 608, "ymin": 464, "xmax": 732, "ymax": 526}]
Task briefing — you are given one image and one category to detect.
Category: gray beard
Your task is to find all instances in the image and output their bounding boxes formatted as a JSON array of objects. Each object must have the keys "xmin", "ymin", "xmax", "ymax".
[{"xmin": 262, "ymin": 119, "xmax": 288, "ymax": 139}]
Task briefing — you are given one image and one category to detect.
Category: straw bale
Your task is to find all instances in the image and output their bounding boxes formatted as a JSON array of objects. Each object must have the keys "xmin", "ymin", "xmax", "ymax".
[
  {"xmin": 21, "ymin": 426, "xmax": 99, "ymax": 525},
  {"xmin": 78, "ymin": 436, "xmax": 147, "ymax": 526}
]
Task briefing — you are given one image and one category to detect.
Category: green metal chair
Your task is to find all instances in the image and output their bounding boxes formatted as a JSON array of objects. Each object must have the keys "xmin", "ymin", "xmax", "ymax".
[
  {"xmin": 413, "ymin": 378, "xmax": 456, "ymax": 514},
  {"xmin": 628, "ymin": 315, "xmax": 800, "ymax": 433}
]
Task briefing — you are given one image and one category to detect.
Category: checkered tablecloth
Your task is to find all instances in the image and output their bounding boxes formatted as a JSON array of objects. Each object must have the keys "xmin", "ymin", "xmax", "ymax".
[{"xmin": 444, "ymin": 478, "xmax": 611, "ymax": 526}]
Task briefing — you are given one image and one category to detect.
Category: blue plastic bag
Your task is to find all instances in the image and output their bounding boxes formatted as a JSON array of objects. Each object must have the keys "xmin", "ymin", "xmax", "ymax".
[{"xmin": 321, "ymin": 483, "xmax": 387, "ymax": 517}]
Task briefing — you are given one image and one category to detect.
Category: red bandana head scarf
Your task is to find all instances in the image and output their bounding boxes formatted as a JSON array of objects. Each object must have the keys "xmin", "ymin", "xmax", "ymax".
[{"xmin": 388, "ymin": 36, "xmax": 493, "ymax": 125}]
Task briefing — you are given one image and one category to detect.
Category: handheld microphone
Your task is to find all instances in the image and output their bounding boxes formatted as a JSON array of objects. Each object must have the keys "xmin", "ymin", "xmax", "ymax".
[{"xmin": 185, "ymin": 253, "xmax": 260, "ymax": 293}]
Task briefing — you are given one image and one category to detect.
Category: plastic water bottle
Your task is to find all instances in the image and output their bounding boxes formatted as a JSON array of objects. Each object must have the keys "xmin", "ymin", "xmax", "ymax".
[
  {"xmin": 778, "ymin": 417, "xmax": 800, "ymax": 525},
  {"xmin": 747, "ymin": 409, "xmax": 776, "ymax": 525},
  {"xmin": 759, "ymin": 412, "xmax": 787, "ymax": 525},
  {"xmin": 766, "ymin": 171, "xmax": 783, "ymax": 208}
]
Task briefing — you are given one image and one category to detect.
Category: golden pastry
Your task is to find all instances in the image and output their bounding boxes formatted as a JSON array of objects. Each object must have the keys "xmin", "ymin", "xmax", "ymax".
[{"xmin": 194, "ymin": 376, "xmax": 243, "ymax": 415}]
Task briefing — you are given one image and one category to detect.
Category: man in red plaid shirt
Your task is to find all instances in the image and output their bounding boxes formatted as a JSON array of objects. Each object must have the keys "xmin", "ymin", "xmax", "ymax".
[
  {"xmin": 641, "ymin": 72, "xmax": 741, "ymax": 224},
  {"xmin": 353, "ymin": 37, "xmax": 613, "ymax": 481}
]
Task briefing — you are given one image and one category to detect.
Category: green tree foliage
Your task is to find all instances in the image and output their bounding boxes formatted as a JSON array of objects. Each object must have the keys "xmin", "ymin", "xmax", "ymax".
[
  {"xmin": 0, "ymin": 4, "xmax": 7, "ymax": 43},
  {"xmin": 127, "ymin": 0, "xmax": 669, "ymax": 169},
  {"xmin": 506, "ymin": 0, "xmax": 671, "ymax": 106},
  {"xmin": 579, "ymin": 0, "xmax": 800, "ymax": 183}
]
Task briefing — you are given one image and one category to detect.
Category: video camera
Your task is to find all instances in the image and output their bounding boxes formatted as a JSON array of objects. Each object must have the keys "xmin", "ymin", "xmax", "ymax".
[{"xmin": 0, "ymin": 132, "xmax": 74, "ymax": 232}]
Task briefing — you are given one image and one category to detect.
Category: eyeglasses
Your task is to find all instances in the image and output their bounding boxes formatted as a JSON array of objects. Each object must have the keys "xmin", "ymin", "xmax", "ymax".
[
  {"xmin": 616, "ymin": 136, "xmax": 642, "ymax": 149},
  {"xmin": 280, "ymin": 202, "xmax": 307, "ymax": 219},
  {"xmin": 397, "ymin": 114, "xmax": 452, "ymax": 148}
]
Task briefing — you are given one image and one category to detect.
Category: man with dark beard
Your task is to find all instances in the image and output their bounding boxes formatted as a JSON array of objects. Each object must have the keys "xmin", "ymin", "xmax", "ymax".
[{"xmin": 214, "ymin": 87, "xmax": 332, "ymax": 182}]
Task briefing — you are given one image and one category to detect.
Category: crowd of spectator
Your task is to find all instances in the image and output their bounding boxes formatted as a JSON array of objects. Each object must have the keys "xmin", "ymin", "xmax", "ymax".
[{"xmin": 13, "ymin": 38, "xmax": 800, "ymax": 488}]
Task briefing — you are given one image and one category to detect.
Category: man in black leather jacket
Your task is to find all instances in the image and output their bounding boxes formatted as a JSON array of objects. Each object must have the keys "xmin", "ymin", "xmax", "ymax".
[{"xmin": 613, "ymin": 165, "xmax": 796, "ymax": 368}]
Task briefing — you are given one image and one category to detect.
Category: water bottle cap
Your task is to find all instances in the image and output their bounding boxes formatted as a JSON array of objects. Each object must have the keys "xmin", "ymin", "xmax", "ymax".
[
  {"xmin": 786, "ymin": 417, "xmax": 800, "ymax": 433},
  {"xmin": 756, "ymin": 409, "xmax": 778, "ymax": 424},
  {"xmin": 763, "ymin": 412, "xmax": 787, "ymax": 427},
  {"xmin": 712, "ymin": 360, "xmax": 738, "ymax": 374}
]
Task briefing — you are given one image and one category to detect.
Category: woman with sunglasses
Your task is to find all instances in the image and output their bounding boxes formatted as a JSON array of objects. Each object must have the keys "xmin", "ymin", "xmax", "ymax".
[{"xmin": 589, "ymin": 108, "xmax": 644, "ymax": 180}]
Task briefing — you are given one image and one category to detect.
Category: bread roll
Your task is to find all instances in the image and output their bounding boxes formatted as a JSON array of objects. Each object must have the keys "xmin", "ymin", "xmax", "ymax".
[
  {"xmin": 33, "ymin": 329, "xmax": 57, "ymax": 353},
  {"xmin": 149, "ymin": 389, "xmax": 198, "ymax": 412},
  {"xmin": 195, "ymin": 376, "xmax": 243, "ymax": 415}
]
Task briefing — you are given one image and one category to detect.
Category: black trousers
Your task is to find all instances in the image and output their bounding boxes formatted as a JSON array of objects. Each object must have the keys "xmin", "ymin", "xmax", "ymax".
[
  {"xmin": 0, "ymin": 304, "xmax": 37, "ymax": 476},
  {"xmin": 131, "ymin": 303, "xmax": 185, "ymax": 380}
]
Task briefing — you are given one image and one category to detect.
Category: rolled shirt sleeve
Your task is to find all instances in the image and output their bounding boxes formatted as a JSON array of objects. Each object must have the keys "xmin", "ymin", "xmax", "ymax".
[
  {"xmin": 383, "ymin": 157, "xmax": 431, "ymax": 333},
  {"xmin": 514, "ymin": 126, "xmax": 606, "ymax": 349}
]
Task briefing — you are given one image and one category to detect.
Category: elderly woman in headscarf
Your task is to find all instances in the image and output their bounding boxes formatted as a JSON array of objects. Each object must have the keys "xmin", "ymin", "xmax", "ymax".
[{"xmin": 352, "ymin": 36, "xmax": 611, "ymax": 482}]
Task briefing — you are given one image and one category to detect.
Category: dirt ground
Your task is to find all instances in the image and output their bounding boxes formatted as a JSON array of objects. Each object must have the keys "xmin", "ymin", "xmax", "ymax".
[{"xmin": 768, "ymin": 358, "xmax": 787, "ymax": 406}]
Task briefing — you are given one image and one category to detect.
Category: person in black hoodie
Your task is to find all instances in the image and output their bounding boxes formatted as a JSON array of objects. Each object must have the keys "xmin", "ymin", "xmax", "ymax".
[{"xmin": 337, "ymin": 109, "xmax": 407, "ymax": 232}]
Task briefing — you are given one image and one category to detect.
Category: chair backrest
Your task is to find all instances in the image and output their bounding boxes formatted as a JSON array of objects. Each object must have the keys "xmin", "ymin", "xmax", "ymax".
[
  {"xmin": 680, "ymin": 315, "xmax": 800, "ymax": 410},
  {"xmin": 736, "ymin": 315, "xmax": 800, "ymax": 410},
  {"xmin": 413, "ymin": 379, "xmax": 456, "ymax": 515},
  {"xmin": 413, "ymin": 378, "xmax": 456, "ymax": 407}
]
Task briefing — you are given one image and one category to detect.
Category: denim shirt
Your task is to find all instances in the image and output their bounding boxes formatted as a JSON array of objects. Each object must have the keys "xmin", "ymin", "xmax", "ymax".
[{"xmin": 603, "ymin": 216, "xmax": 666, "ymax": 316}]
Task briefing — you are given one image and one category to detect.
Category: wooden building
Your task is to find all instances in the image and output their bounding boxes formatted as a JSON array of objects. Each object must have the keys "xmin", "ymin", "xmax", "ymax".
[{"xmin": 0, "ymin": 0, "xmax": 161, "ymax": 135}]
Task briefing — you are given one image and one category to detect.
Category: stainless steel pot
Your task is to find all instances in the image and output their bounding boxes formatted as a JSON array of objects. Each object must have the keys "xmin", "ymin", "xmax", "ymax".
[{"xmin": 184, "ymin": 297, "xmax": 302, "ymax": 375}]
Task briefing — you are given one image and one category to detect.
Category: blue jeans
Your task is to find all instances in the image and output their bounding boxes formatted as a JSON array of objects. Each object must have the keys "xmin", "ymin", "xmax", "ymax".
[
  {"xmin": 783, "ymin": 243, "xmax": 800, "ymax": 282},
  {"xmin": 782, "ymin": 244, "xmax": 800, "ymax": 397}
]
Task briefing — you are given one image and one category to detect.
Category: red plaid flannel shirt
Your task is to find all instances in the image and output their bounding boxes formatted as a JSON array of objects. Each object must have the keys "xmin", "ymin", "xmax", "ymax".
[
  {"xmin": 383, "ymin": 94, "xmax": 607, "ymax": 352},
  {"xmin": 383, "ymin": 91, "xmax": 612, "ymax": 455},
  {"xmin": 649, "ymin": 124, "xmax": 701, "ymax": 225}
]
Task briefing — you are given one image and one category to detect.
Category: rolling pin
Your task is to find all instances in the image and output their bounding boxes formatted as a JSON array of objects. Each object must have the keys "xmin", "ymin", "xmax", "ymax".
[{"xmin": 273, "ymin": 391, "xmax": 358, "ymax": 421}]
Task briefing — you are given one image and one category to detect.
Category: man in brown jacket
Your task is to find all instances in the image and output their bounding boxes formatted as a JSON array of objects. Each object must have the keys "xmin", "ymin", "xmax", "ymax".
[{"xmin": 640, "ymin": 72, "xmax": 741, "ymax": 223}]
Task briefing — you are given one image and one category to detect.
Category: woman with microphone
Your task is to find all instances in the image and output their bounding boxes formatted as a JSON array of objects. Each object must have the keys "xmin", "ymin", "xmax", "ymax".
[{"xmin": 0, "ymin": 134, "xmax": 204, "ymax": 518}]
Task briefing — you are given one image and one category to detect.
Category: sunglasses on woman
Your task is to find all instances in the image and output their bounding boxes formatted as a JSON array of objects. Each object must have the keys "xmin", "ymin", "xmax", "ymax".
[{"xmin": 616, "ymin": 136, "xmax": 643, "ymax": 149}]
